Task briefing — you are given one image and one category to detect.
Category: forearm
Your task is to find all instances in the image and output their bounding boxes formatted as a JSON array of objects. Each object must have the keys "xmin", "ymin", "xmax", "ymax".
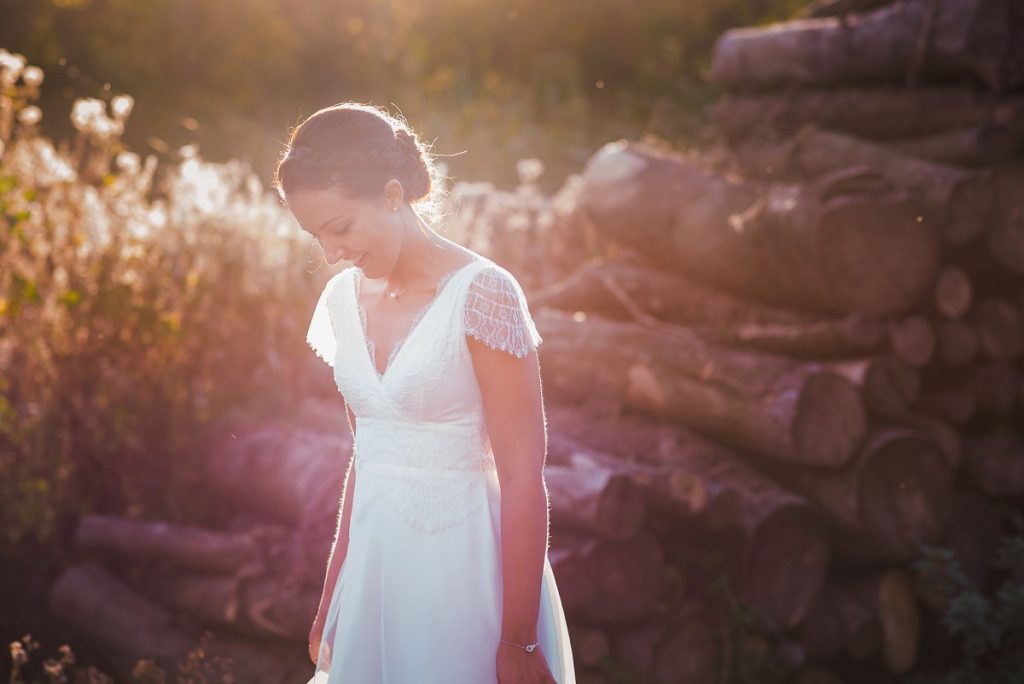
[
  {"xmin": 317, "ymin": 456, "xmax": 356, "ymax": 620},
  {"xmin": 499, "ymin": 473, "xmax": 549, "ymax": 644}
]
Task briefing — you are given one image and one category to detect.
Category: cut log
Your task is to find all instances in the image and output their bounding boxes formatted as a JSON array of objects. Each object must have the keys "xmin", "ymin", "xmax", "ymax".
[
  {"xmin": 889, "ymin": 315, "xmax": 936, "ymax": 367},
  {"xmin": 934, "ymin": 267, "xmax": 973, "ymax": 319},
  {"xmin": 609, "ymin": 622, "xmax": 667, "ymax": 680},
  {"xmin": 545, "ymin": 450, "xmax": 646, "ymax": 541},
  {"xmin": 970, "ymin": 297, "xmax": 1024, "ymax": 360},
  {"xmin": 548, "ymin": 530, "xmax": 666, "ymax": 625},
  {"xmin": 578, "ymin": 140, "xmax": 939, "ymax": 315},
  {"xmin": 206, "ymin": 425, "xmax": 350, "ymax": 525},
  {"xmin": 935, "ymin": 318, "xmax": 979, "ymax": 365},
  {"xmin": 536, "ymin": 308, "xmax": 866, "ymax": 467},
  {"xmin": 914, "ymin": 492, "xmax": 1003, "ymax": 614},
  {"xmin": 73, "ymin": 514, "xmax": 265, "ymax": 574},
  {"xmin": 548, "ymin": 426, "xmax": 829, "ymax": 630},
  {"xmin": 48, "ymin": 562, "xmax": 308, "ymax": 683},
  {"xmin": 962, "ymin": 421, "xmax": 1024, "ymax": 496},
  {"xmin": 695, "ymin": 312, "xmax": 889, "ymax": 359},
  {"xmin": 531, "ymin": 256, "xmax": 885, "ymax": 357},
  {"xmin": 918, "ymin": 388, "xmax": 977, "ymax": 426},
  {"xmin": 711, "ymin": 0, "xmax": 1024, "ymax": 93},
  {"xmin": 783, "ymin": 125, "xmax": 993, "ymax": 245},
  {"xmin": 715, "ymin": 86, "xmax": 1024, "ymax": 142},
  {"xmin": 531, "ymin": 255, "xmax": 812, "ymax": 328},
  {"xmin": 889, "ymin": 123, "xmax": 1024, "ymax": 168},
  {"xmin": 135, "ymin": 569, "xmax": 317, "ymax": 642},
  {"xmin": 650, "ymin": 601, "xmax": 722, "ymax": 684},
  {"xmin": 838, "ymin": 353, "xmax": 921, "ymax": 418},
  {"xmin": 761, "ymin": 421, "xmax": 957, "ymax": 562},
  {"xmin": 986, "ymin": 163, "xmax": 1024, "ymax": 274},
  {"xmin": 969, "ymin": 360, "xmax": 1019, "ymax": 413},
  {"xmin": 570, "ymin": 625, "xmax": 612, "ymax": 669},
  {"xmin": 797, "ymin": 569, "xmax": 920, "ymax": 673},
  {"xmin": 794, "ymin": 0, "xmax": 897, "ymax": 20}
]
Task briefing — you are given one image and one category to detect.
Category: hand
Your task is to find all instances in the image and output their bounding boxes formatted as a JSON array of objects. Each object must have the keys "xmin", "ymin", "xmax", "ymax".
[
  {"xmin": 496, "ymin": 641, "xmax": 556, "ymax": 684},
  {"xmin": 308, "ymin": 615, "xmax": 326, "ymax": 664}
]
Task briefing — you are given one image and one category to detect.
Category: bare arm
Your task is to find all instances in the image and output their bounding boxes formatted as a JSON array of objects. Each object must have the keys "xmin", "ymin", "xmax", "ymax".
[
  {"xmin": 468, "ymin": 335, "xmax": 549, "ymax": 650},
  {"xmin": 313, "ymin": 399, "xmax": 358, "ymax": 627}
]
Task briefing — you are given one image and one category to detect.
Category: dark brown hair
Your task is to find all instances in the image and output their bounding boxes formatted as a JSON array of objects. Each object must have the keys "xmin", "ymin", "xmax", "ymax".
[{"xmin": 272, "ymin": 102, "xmax": 442, "ymax": 218}]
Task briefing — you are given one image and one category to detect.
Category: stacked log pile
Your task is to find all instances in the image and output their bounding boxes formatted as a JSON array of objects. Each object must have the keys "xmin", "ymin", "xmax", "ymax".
[
  {"xmin": 537, "ymin": 0, "xmax": 1021, "ymax": 679},
  {"xmin": 46, "ymin": 1, "xmax": 1024, "ymax": 682}
]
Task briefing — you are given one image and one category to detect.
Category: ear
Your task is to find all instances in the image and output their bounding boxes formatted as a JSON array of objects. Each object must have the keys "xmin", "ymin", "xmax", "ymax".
[{"xmin": 381, "ymin": 178, "xmax": 406, "ymax": 209}]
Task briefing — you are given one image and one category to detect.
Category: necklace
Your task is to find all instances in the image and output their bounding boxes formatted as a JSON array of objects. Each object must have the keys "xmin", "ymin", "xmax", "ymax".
[{"xmin": 385, "ymin": 282, "xmax": 414, "ymax": 300}]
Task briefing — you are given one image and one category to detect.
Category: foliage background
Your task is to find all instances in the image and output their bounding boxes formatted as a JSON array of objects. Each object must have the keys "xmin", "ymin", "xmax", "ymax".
[{"xmin": 0, "ymin": 0, "xmax": 803, "ymax": 190}]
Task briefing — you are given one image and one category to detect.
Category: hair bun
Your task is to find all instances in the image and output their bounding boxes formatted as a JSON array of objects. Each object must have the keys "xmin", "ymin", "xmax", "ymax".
[
  {"xmin": 394, "ymin": 128, "xmax": 420, "ymax": 160},
  {"xmin": 393, "ymin": 128, "xmax": 431, "ymax": 202}
]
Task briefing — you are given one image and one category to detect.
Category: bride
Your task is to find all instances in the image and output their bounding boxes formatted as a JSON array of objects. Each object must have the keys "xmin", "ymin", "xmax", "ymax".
[{"xmin": 272, "ymin": 101, "xmax": 576, "ymax": 684}]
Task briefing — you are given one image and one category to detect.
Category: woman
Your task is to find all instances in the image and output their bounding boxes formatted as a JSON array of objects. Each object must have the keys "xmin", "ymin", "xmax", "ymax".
[{"xmin": 273, "ymin": 102, "xmax": 576, "ymax": 684}]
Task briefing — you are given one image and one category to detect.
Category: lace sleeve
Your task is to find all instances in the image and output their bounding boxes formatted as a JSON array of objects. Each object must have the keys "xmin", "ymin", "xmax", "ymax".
[
  {"xmin": 307, "ymin": 272, "xmax": 342, "ymax": 368},
  {"xmin": 464, "ymin": 265, "xmax": 543, "ymax": 358}
]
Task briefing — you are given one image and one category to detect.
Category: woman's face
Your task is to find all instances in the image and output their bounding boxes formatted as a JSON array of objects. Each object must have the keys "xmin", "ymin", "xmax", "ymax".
[{"xmin": 286, "ymin": 184, "xmax": 400, "ymax": 272}]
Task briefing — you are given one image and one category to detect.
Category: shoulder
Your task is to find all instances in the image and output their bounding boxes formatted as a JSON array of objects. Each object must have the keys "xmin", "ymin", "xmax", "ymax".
[
  {"xmin": 466, "ymin": 260, "xmax": 529, "ymax": 300},
  {"xmin": 463, "ymin": 260, "xmax": 543, "ymax": 357}
]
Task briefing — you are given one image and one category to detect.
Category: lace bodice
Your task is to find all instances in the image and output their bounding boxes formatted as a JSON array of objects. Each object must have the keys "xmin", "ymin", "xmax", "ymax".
[{"xmin": 304, "ymin": 255, "xmax": 543, "ymax": 533}]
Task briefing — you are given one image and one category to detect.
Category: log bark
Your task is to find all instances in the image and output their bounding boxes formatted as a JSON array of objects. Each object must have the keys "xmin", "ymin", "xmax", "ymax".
[
  {"xmin": 711, "ymin": 0, "xmax": 1024, "ymax": 93},
  {"xmin": 48, "ymin": 562, "xmax": 308, "ymax": 683},
  {"xmin": 610, "ymin": 622, "xmax": 667, "ymax": 680},
  {"xmin": 530, "ymin": 255, "xmax": 888, "ymax": 357},
  {"xmin": 969, "ymin": 360, "xmax": 1019, "ymax": 413},
  {"xmin": 966, "ymin": 296, "xmax": 1024, "ymax": 360},
  {"xmin": 794, "ymin": 0, "xmax": 897, "ymax": 20},
  {"xmin": 571, "ymin": 626, "xmax": 612, "ymax": 669},
  {"xmin": 833, "ymin": 353, "xmax": 921, "ymax": 418},
  {"xmin": 531, "ymin": 255, "xmax": 808, "ymax": 328},
  {"xmin": 985, "ymin": 162, "xmax": 1024, "ymax": 274},
  {"xmin": 548, "ymin": 530, "xmax": 666, "ymax": 625},
  {"xmin": 206, "ymin": 425, "xmax": 350, "ymax": 525},
  {"xmin": 579, "ymin": 140, "xmax": 939, "ymax": 315},
  {"xmin": 536, "ymin": 308, "xmax": 866, "ymax": 467},
  {"xmin": 918, "ymin": 388, "xmax": 977, "ymax": 425},
  {"xmin": 548, "ymin": 426, "xmax": 829, "ymax": 630},
  {"xmin": 650, "ymin": 601, "xmax": 722, "ymax": 684},
  {"xmin": 781, "ymin": 125, "xmax": 994, "ymax": 245},
  {"xmin": 73, "ymin": 514, "xmax": 266, "ymax": 574},
  {"xmin": 695, "ymin": 312, "xmax": 889, "ymax": 360},
  {"xmin": 889, "ymin": 123, "xmax": 1024, "ymax": 168},
  {"xmin": 715, "ymin": 86, "xmax": 1024, "ymax": 142},
  {"xmin": 545, "ymin": 450, "xmax": 646, "ymax": 541},
  {"xmin": 970, "ymin": 297, "xmax": 1024, "ymax": 360}
]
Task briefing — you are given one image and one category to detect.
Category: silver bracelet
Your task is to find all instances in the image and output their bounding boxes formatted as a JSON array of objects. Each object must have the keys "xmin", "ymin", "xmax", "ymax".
[{"xmin": 500, "ymin": 638, "xmax": 538, "ymax": 653}]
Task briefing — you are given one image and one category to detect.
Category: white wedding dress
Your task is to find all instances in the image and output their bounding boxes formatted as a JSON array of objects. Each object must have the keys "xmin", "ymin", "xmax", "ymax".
[{"xmin": 304, "ymin": 254, "xmax": 576, "ymax": 684}]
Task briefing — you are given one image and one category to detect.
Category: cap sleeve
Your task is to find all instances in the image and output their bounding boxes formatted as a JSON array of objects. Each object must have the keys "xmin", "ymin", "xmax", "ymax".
[
  {"xmin": 464, "ymin": 265, "xmax": 543, "ymax": 358},
  {"xmin": 307, "ymin": 271, "xmax": 344, "ymax": 368}
]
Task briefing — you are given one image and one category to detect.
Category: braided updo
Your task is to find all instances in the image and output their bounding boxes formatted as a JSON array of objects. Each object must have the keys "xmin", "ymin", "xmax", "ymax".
[{"xmin": 272, "ymin": 102, "xmax": 442, "ymax": 220}]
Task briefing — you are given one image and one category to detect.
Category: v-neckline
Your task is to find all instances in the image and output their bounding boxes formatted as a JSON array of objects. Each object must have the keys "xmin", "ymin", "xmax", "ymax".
[{"xmin": 352, "ymin": 258, "xmax": 482, "ymax": 383}]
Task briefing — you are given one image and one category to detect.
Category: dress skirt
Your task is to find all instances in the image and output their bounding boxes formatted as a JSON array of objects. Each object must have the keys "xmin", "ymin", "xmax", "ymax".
[{"xmin": 307, "ymin": 463, "xmax": 576, "ymax": 684}]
